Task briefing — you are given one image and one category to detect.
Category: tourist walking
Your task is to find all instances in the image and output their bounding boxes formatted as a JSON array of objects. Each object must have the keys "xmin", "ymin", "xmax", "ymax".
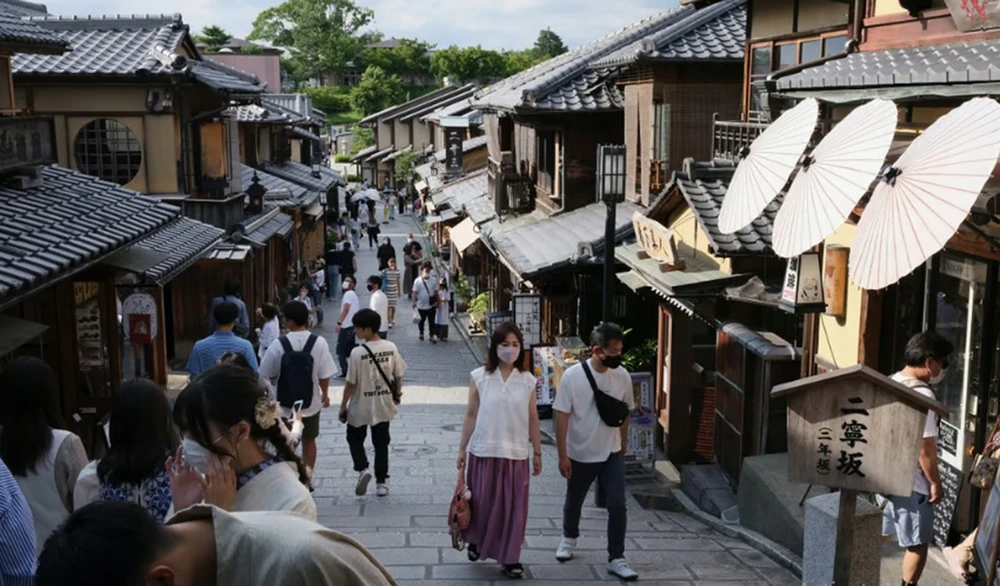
[
  {"xmin": 73, "ymin": 379, "xmax": 177, "ymax": 521},
  {"xmin": 339, "ymin": 309, "xmax": 406, "ymax": 498},
  {"xmin": 388, "ymin": 191, "xmax": 397, "ymax": 220},
  {"xmin": 402, "ymin": 241, "xmax": 422, "ymax": 297},
  {"xmin": 256, "ymin": 303, "xmax": 280, "ymax": 361},
  {"xmin": 553, "ymin": 322, "xmax": 638, "ymax": 581},
  {"xmin": 457, "ymin": 323, "xmax": 541, "ymax": 579},
  {"xmin": 349, "ymin": 215, "xmax": 361, "ymax": 249},
  {"xmin": 0, "ymin": 356, "xmax": 87, "ymax": 554},
  {"xmin": 377, "ymin": 237, "xmax": 396, "ymax": 271},
  {"xmin": 295, "ymin": 283, "xmax": 317, "ymax": 328},
  {"xmin": 208, "ymin": 278, "xmax": 251, "ymax": 338},
  {"xmin": 334, "ymin": 276, "xmax": 361, "ymax": 377},
  {"xmin": 383, "ymin": 257, "xmax": 401, "ymax": 328},
  {"xmin": 412, "ymin": 261, "xmax": 439, "ymax": 343},
  {"xmin": 36, "ymin": 501, "xmax": 396, "ymax": 586},
  {"xmin": 0, "ymin": 457, "xmax": 35, "ymax": 584},
  {"xmin": 326, "ymin": 242, "xmax": 342, "ymax": 300},
  {"xmin": 881, "ymin": 331, "xmax": 953, "ymax": 586},
  {"xmin": 368, "ymin": 275, "xmax": 390, "ymax": 339},
  {"xmin": 187, "ymin": 301, "xmax": 258, "ymax": 377},
  {"xmin": 367, "ymin": 214, "xmax": 381, "ymax": 249},
  {"xmin": 340, "ymin": 242, "xmax": 357, "ymax": 284},
  {"xmin": 398, "ymin": 185, "xmax": 407, "ymax": 216},
  {"xmin": 436, "ymin": 276, "xmax": 451, "ymax": 342},
  {"xmin": 259, "ymin": 301, "xmax": 337, "ymax": 475},
  {"xmin": 169, "ymin": 364, "xmax": 317, "ymax": 519}
]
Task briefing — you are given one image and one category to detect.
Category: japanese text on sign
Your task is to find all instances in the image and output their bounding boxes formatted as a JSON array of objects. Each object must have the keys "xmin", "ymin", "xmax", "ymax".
[{"xmin": 816, "ymin": 397, "xmax": 870, "ymax": 479}]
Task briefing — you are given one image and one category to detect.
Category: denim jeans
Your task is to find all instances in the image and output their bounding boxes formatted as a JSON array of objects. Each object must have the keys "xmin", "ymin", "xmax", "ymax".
[
  {"xmin": 563, "ymin": 451, "xmax": 627, "ymax": 561},
  {"xmin": 336, "ymin": 326, "xmax": 356, "ymax": 375},
  {"xmin": 327, "ymin": 265, "xmax": 340, "ymax": 299},
  {"xmin": 347, "ymin": 422, "xmax": 391, "ymax": 482}
]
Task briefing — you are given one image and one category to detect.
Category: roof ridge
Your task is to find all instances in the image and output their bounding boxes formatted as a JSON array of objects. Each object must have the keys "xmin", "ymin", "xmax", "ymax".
[
  {"xmin": 641, "ymin": 0, "xmax": 745, "ymax": 56},
  {"xmin": 0, "ymin": 0, "xmax": 47, "ymax": 15},
  {"xmin": 27, "ymin": 12, "xmax": 183, "ymax": 30},
  {"xmin": 193, "ymin": 56, "xmax": 262, "ymax": 84}
]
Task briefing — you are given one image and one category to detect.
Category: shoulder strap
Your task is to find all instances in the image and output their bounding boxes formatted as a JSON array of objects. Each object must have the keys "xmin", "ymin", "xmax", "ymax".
[
  {"xmin": 362, "ymin": 343, "xmax": 395, "ymax": 389},
  {"xmin": 580, "ymin": 360, "xmax": 601, "ymax": 396},
  {"xmin": 303, "ymin": 334, "xmax": 318, "ymax": 354},
  {"xmin": 278, "ymin": 336, "xmax": 293, "ymax": 353},
  {"xmin": 422, "ymin": 278, "xmax": 431, "ymax": 295}
]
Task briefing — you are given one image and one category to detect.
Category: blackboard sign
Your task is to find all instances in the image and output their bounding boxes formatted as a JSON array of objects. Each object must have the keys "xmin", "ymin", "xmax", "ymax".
[
  {"xmin": 939, "ymin": 420, "xmax": 959, "ymax": 456},
  {"xmin": 933, "ymin": 460, "xmax": 963, "ymax": 548}
]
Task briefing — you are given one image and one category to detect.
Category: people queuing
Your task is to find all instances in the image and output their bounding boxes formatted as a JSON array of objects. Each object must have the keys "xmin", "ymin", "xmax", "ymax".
[{"xmin": 457, "ymin": 323, "xmax": 541, "ymax": 578}]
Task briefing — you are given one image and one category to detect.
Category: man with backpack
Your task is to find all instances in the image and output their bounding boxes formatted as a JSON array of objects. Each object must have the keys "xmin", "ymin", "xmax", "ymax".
[
  {"xmin": 338, "ymin": 309, "xmax": 406, "ymax": 498},
  {"xmin": 260, "ymin": 301, "xmax": 337, "ymax": 471}
]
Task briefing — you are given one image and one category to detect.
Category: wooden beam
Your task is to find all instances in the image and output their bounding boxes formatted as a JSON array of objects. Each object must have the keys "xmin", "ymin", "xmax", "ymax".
[{"xmin": 151, "ymin": 287, "xmax": 168, "ymax": 385}]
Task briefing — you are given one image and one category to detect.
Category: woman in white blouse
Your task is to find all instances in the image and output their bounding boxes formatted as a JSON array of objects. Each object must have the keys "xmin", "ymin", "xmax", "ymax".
[
  {"xmin": 256, "ymin": 303, "xmax": 280, "ymax": 360},
  {"xmin": 457, "ymin": 322, "xmax": 542, "ymax": 579}
]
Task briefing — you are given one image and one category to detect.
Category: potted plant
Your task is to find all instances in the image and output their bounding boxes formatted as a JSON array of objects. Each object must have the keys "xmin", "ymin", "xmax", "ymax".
[
  {"xmin": 453, "ymin": 272, "xmax": 472, "ymax": 313},
  {"xmin": 468, "ymin": 292, "xmax": 489, "ymax": 334},
  {"xmin": 622, "ymin": 338, "xmax": 658, "ymax": 373}
]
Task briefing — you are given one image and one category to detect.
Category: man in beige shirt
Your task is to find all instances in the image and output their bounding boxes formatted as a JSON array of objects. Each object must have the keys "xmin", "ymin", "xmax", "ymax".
[{"xmin": 35, "ymin": 501, "xmax": 397, "ymax": 586}]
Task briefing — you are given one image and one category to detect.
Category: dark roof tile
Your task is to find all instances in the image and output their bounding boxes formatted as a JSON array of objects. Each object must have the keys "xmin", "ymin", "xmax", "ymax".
[
  {"xmin": 260, "ymin": 160, "xmax": 345, "ymax": 192},
  {"xmin": 127, "ymin": 216, "xmax": 223, "ymax": 284}
]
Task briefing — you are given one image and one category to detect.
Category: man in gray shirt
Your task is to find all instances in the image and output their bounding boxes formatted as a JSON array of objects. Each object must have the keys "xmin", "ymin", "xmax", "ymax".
[{"xmin": 411, "ymin": 261, "xmax": 439, "ymax": 343}]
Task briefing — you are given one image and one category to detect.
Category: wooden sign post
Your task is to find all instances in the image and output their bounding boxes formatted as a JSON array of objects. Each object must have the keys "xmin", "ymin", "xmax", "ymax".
[
  {"xmin": 772, "ymin": 365, "xmax": 947, "ymax": 586},
  {"xmin": 631, "ymin": 212, "xmax": 685, "ymax": 272}
]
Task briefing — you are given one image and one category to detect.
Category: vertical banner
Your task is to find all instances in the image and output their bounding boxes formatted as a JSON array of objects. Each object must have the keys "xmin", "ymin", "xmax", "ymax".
[
  {"xmin": 444, "ymin": 127, "xmax": 464, "ymax": 176},
  {"xmin": 626, "ymin": 372, "xmax": 656, "ymax": 463}
]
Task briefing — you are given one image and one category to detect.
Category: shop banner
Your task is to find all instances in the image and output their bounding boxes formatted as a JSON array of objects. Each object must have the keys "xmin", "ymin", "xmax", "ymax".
[
  {"xmin": 626, "ymin": 372, "xmax": 655, "ymax": 463},
  {"xmin": 445, "ymin": 127, "xmax": 464, "ymax": 176},
  {"xmin": 533, "ymin": 346, "xmax": 556, "ymax": 406}
]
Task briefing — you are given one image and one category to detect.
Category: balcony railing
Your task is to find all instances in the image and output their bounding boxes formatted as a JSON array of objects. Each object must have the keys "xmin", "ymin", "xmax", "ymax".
[
  {"xmin": 489, "ymin": 155, "xmax": 534, "ymax": 216},
  {"xmin": 0, "ymin": 115, "xmax": 57, "ymax": 174},
  {"xmin": 712, "ymin": 114, "xmax": 769, "ymax": 165}
]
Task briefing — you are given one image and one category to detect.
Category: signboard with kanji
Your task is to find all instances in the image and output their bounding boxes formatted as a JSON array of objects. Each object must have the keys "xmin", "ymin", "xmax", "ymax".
[
  {"xmin": 944, "ymin": 0, "xmax": 1000, "ymax": 33},
  {"xmin": 772, "ymin": 364, "xmax": 947, "ymax": 496},
  {"xmin": 631, "ymin": 212, "xmax": 684, "ymax": 269}
]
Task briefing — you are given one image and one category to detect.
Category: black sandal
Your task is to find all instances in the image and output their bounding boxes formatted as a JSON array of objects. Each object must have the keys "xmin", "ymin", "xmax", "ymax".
[
  {"xmin": 467, "ymin": 544, "xmax": 480, "ymax": 562},
  {"xmin": 503, "ymin": 564, "xmax": 524, "ymax": 579}
]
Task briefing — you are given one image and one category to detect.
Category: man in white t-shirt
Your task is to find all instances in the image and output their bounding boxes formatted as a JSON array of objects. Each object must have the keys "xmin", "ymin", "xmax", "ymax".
[
  {"xmin": 366, "ymin": 274, "xmax": 389, "ymax": 339},
  {"xmin": 553, "ymin": 323, "xmax": 638, "ymax": 582},
  {"xmin": 882, "ymin": 331, "xmax": 952, "ymax": 586},
  {"xmin": 259, "ymin": 301, "xmax": 337, "ymax": 471},
  {"xmin": 339, "ymin": 309, "xmax": 406, "ymax": 498},
  {"xmin": 411, "ymin": 261, "xmax": 439, "ymax": 343},
  {"xmin": 334, "ymin": 276, "xmax": 360, "ymax": 378}
]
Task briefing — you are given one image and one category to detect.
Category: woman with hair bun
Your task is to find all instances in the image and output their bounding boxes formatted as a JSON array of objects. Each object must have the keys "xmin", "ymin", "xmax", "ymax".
[{"xmin": 167, "ymin": 364, "xmax": 316, "ymax": 520}]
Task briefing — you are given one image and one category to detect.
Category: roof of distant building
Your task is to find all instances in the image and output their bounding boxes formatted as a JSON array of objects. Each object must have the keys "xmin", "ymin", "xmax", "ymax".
[
  {"xmin": 13, "ymin": 14, "xmax": 266, "ymax": 93},
  {"xmin": 261, "ymin": 160, "xmax": 345, "ymax": 192},
  {"xmin": 0, "ymin": 0, "xmax": 48, "ymax": 17}
]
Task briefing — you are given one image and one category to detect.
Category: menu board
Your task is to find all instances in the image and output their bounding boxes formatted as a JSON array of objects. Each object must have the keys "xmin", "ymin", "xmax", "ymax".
[
  {"xmin": 533, "ymin": 346, "xmax": 556, "ymax": 406},
  {"xmin": 511, "ymin": 294, "xmax": 542, "ymax": 346},
  {"xmin": 625, "ymin": 372, "xmax": 655, "ymax": 463},
  {"xmin": 933, "ymin": 460, "xmax": 963, "ymax": 549}
]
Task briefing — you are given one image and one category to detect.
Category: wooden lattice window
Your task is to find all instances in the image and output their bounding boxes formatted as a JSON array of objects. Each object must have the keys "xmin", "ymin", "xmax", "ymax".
[{"xmin": 74, "ymin": 119, "xmax": 142, "ymax": 185}]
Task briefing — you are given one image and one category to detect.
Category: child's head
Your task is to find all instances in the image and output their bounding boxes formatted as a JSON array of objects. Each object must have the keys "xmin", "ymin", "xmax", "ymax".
[
  {"xmin": 260, "ymin": 303, "xmax": 277, "ymax": 321},
  {"xmin": 351, "ymin": 308, "xmax": 382, "ymax": 341},
  {"xmin": 298, "ymin": 283, "xmax": 309, "ymax": 297}
]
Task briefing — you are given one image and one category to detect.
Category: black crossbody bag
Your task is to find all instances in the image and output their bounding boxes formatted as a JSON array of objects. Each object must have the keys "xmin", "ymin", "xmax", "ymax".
[
  {"xmin": 362, "ymin": 343, "xmax": 402, "ymax": 404},
  {"xmin": 581, "ymin": 360, "xmax": 630, "ymax": 428}
]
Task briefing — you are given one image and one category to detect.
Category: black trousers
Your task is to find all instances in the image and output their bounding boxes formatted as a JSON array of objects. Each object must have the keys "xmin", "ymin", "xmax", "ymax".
[
  {"xmin": 347, "ymin": 422, "xmax": 391, "ymax": 482},
  {"xmin": 417, "ymin": 308, "xmax": 436, "ymax": 337}
]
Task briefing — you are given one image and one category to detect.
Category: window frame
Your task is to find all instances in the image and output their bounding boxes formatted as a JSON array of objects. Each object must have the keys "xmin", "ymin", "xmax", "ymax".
[{"xmin": 73, "ymin": 118, "xmax": 143, "ymax": 186}]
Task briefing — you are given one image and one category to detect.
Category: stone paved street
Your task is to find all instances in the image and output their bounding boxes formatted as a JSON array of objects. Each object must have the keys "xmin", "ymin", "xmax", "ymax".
[{"xmin": 308, "ymin": 209, "xmax": 799, "ymax": 585}]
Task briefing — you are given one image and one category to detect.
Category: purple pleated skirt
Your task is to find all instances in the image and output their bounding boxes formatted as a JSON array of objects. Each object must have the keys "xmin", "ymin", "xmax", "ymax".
[{"xmin": 460, "ymin": 454, "xmax": 530, "ymax": 565}]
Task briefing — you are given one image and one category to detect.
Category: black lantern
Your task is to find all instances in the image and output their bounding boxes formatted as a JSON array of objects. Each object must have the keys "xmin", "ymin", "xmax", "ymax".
[
  {"xmin": 246, "ymin": 172, "xmax": 266, "ymax": 214},
  {"xmin": 596, "ymin": 144, "xmax": 627, "ymax": 323}
]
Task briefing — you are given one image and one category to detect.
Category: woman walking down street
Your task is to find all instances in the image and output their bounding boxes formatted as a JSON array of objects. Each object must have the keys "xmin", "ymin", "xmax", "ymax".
[
  {"xmin": 389, "ymin": 191, "xmax": 398, "ymax": 220},
  {"xmin": 167, "ymin": 365, "xmax": 317, "ymax": 520},
  {"xmin": 377, "ymin": 237, "xmax": 396, "ymax": 271},
  {"xmin": 402, "ymin": 242, "xmax": 422, "ymax": 297},
  {"xmin": 383, "ymin": 257, "xmax": 401, "ymax": 328},
  {"xmin": 436, "ymin": 277, "xmax": 451, "ymax": 341},
  {"xmin": 349, "ymin": 214, "xmax": 361, "ymax": 249},
  {"xmin": 340, "ymin": 242, "xmax": 358, "ymax": 284},
  {"xmin": 457, "ymin": 323, "xmax": 542, "ymax": 579},
  {"xmin": 73, "ymin": 379, "xmax": 177, "ymax": 521},
  {"xmin": 256, "ymin": 303, "xmax": 280, "ymax": 361},
  {"xmin": 0, "ymin": 357, "xmax": 88, "ymax": 553},
  {"xmin": 367, "ymin": 214, "xmax": 381, "ymax": 249}
]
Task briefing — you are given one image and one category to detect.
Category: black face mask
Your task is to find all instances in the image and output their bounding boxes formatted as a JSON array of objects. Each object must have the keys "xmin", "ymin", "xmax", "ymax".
[{"xmin": 601, "ymin": 354, "xmax": 623, "ymax": 369}]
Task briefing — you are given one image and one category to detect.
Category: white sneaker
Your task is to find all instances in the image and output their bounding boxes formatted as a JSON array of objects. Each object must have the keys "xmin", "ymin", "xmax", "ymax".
[
  {"xmin": 555, "ymin": 536, "xmax": 577, "ymax": 562},
  {"xmin": 608, "ymin": 558, "xmax": 638, "ymax": 581},
  {"xmin": 376, "ymin": 483, "xmax": 389, "ymax": 497},
  {"xmin": 355, "ymin": 470, "xmax": 373, "ymax": 496}
]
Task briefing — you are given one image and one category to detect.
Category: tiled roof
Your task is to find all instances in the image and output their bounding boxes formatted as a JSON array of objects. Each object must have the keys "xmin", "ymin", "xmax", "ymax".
[
  {"xmin": 473, "ymin": 5, "xmax": 696, "ymax": 112},
  {"xmin": 0, "ymin": 0, "xmax": 48, "ymax": 17},
  {"xmin": 350, "ymin": 145, "xmax": 377, "ymax": 163},
  {"xmin": 591, "ymin": 0, "xmax": 746, "ymax": 68},
  {"xmin": 0, "ymin": 13, "xmax": 67, "ymax": 53},
  {"xmin": 431, "ymin": 169, "xmax": 487, "ymax": 210},
  {"xmin": 263, "ymin": 93, "xmax": 314, "ymax": 120},
  {"xmin": 464, "ymin": 194, "xmax": 496, "ymax": 225},
  {"xmin": 261, "ymin": 160, "xmax": 345, "ymax": 192},
  {"xmin": 671, "ymin": 164, "xmax": 778, "ymax": 256},
  {"xmin": 0, "ymin": 165, "xmax": 177, "ymax": 306},
  {"xmin": 231, "ymin": 103, "xmax": 300, "ymax": 124},
  {"xmin": 13, "ymin": 14, "xmax": 265, "ymax": 93},
  {"xmin": 776, "ymin": 38, "xmax": 1000, "ymax": 91},
  {"xmin": 384, "ymin": 145, "xmax": 412, "ymax": 162},
  {"xmin": 246, "ymin": 212, "xmax": 294, "ymax": 247},
  {"xmin": 289, "ymin": 126, "xmax": 322, "ymax": 142},
  {"xmin": 422, "ymin": 97, "xmax": 472, "ymax": 122},
  {"xmin": 241, "ymin": 165, "xmax": 309, "ymax": 203},
  {"xmin": 397, "ymin": 84, "xmax": 479, "ymax": 123},
  {"xmin": 489, "ymin": 200, "xmax": 643, "ymax": 278},
  {"xmin": 128, "ymin": 216, "xmax": 223, "ymax": 284},
  {"xmin": 360, "ymin": 85, "xmax": 470, "ymax": 125}
]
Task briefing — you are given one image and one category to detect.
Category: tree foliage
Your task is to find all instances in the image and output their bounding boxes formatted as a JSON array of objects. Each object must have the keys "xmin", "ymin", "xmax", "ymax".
[
  {"xmin": 249, "ymin": 0, "xmax": 374, "ymax": 79},
  {"xmin": 503, "ymin": 49, "xmax": 545, "ymax": 77},
  {"xmin": 430, "ymin": 45, "xmax": 507, "ymax": 84},
  {"xmin": 394, "ymin": 149, "xmax": 420, "ymax": 183},
  {"xmin": 196, "ymin": 25, "xmax": 231, "ymax": 52},
  {"xmin": 534, "ymin": 28, "xmax": 568, "ymax": 59},
  {"xmin": 304, "ymin": 85, "xmax": 353, "ymax": 113},
  {"xmin": 350, "ymin": 124, "xmax": 374, "ymax": 154},
  {"xmin": 350, "ymin": 66, "xmax": 403, "ymax": 116},
  {"xmin": 363, "ymin": 38, "xmax": 434, "ymax": 79}
]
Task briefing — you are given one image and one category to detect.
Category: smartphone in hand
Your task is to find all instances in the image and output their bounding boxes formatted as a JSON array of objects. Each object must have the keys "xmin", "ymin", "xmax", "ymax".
[{"xmin": 292, "ymin": 400, "xmax": 304, "ymax": 416}]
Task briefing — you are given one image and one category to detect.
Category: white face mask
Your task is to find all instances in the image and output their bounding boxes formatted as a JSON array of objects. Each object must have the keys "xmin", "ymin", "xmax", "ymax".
[
  {"xmin": 930, "ymin": 368, "xmax": 947, "ymax": 385},
  {"xmin": 181, "ymin": 438, "xmax": 212, "ymax": 475},
  {"xmin": 497, "ymin": 346, "xmax": 521, "ymax": 365},
  {"xmin": 342, "ymin": 280, "xmax": 351, "ymax": 290}
]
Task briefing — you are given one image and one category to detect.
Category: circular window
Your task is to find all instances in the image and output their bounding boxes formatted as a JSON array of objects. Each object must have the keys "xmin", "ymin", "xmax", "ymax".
[{"xmin": 74, "ymin": 119, "xmax": 142, "ymax": 185}]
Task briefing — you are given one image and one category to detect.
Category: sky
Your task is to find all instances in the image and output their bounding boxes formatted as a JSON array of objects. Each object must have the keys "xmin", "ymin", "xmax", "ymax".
[{"xmin": 43, "ymin": 0, "xmax": 675, "ymax": 51}]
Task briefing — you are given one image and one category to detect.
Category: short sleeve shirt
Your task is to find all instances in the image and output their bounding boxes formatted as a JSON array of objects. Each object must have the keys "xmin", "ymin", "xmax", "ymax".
[
  {"xmin": 345, "ymin": 340, "xmax": 407, "ymax": 427},
  {"xmin": 259, "ymin": 331, "xmax": 337, "ymax": 418},
  {"xmin": 892, "ymin": 373, "xmax": 939, "ymax": 495},
  {"xmin": 412, "ymin": 277, "xmax": 438, "ymax": 310},
  {"xmin": 553, "ymin": 359, "xmax": 635, "ymax": 463}
]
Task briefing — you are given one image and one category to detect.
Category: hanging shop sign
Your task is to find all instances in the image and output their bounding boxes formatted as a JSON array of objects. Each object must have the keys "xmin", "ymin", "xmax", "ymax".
[
  {"xmin": 631, "ymin": 212, "xmax": 685, "ymax": 271},
  {"xmin": 442, "ymin": 116, "xmax": 469, "ymax": 178},
  {"xmin": 122, "ymin": 292, "xmax": 158, "ymax": 344},
  {"xmin": 780, "ymin": 252, "xmax": 825, "ymax": 314},
  {"xmin": 511, "ymin": 293, "xmax": 542, "ymax": 347},
  {"xmin": 625, "ymin": 372, "xmax": 656, "ymax": 464},
  {"xmin": 944, "ymin": 0, "xmax": 1000, "ymax": 33}
]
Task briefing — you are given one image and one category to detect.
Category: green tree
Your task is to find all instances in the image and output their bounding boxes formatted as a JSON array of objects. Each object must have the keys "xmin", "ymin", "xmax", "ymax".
[
  {"xmin": 197, "ymin": 25, "xmax": 232, "ymax": 52},
  {"xmin": 430, "ymin": 45, "xmax": 507, "ymax": 83},
  {"xmin": 280, "ymin": 57, "xmax": 310, "ymax": 90},
  {"xmin": 364, "ymin": 38, "xmax": 434, "ymax": 80},
  {"xmin": 504, "ymin": 49, "xmax": 544, "ymax": 77},
  {"xmin": 394, "ymin": 149, "xmax": 420, "ymax": 184},
  {"xmin": 350, "ymin": 123, "xmax": 374, "ymax": 154},
  {"xmin": 240, "ymin": 43, "xmax": 263, "ymax": 55},
  {"xmin": 249, "ymin": 0, "xmax": 374, "ymax": 79},
  {"xmin": 304, "ymin": 85, "xmax": 353, "ymax": 113},
  {"xmin": 534, "ymin": 28, "xmax": 568, "ymax": 59},
  {"xmin": 350, "ymin": 65, "xmax": 403, "ymax": 116}
]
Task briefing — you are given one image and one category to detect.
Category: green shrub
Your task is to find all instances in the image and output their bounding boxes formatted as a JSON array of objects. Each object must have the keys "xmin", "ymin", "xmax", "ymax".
[
  {"xmin": 346, "ymin": 174, "xmax": 361, "ymax": 182},
  {"xmin": 334, "ymin": 153, "xmax": 351, "ymax": 163},
  {"xmin": 304, "ymin": 86, "xmax": 353, "ymax": 114}
]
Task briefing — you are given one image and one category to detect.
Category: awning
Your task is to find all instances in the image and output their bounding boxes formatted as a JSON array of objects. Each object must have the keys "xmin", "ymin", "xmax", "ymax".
[
  {"xmin": 450, "ymin": 218, "xmax": 480, "ymax": 255},
  {"xmin": 102, "ymin": 247, "xmax": 171, "ymax": 274},
  {"xmin": 126, "ymin": 217, "xmax": 225, "ymax": 285},
  {"xmin": 289, "ymin": 126, "xmax": 322, "ymax": 142},
  {"xmin": 777, "ymin": 83, "xmax": 1000, "ymax": 104},
  {"xmin": 427, "ymin": 209, "xmax": 459, "ymax": 224},
  {"xmin": 205, "ymin": 244, "xmax": 253, "ymax": 261},
  {"xmin": 0, "ymin": 315, "xmax": 48, "ymax": 356},
  {"xmin": 350, "ymin": 145, "xmax": 377, "ymax": 163},
  {"xmin": 304, "ymin": 203, "xmax": 324, "ymax": 218},
  {"xmin": 246, "ymin": 213, "xmax": 295, "ymax": 247},
  {"xmin": 614, "ymin": 243, "xmax": 751, "ymax": 297}
]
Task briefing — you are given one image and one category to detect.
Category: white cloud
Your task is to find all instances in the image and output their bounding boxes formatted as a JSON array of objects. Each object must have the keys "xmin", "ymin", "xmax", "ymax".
[{"xmin": 44, "ymin": 0, "xmax": 674, "ymax": 51}]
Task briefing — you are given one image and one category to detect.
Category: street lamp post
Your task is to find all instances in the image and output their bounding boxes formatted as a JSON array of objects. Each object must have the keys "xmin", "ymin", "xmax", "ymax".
[{"xmin": 597, "ymin": 145, "xmax": 627, "ymax": 323}]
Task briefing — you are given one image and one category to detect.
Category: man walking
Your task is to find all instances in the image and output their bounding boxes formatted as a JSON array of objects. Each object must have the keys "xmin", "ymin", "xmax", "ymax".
[
  {"xmin": 339, "ymin": 309, "xmax": 406, "ymax": 498},
  {"xmin": 187, "ymin": 301, "xmax": 258, "ymax": 377},
  {"xmin": 368, "ymin": 275, "xmax": 389, "ymax": 339},
  {"xmin": 411, "ymin": 261, "xmax": 439, "ymax": 343},
  {"xmin": 259, "ymin": 301, "xmax": 336, "ymax": 472},
  {"xmin": 208, "ymin": 278, "xmax": 250, "ymax": 338},
  {"xmin": 882, "ymin": 331, "xmax": 953, "ymax": 586},
  {"xmin": 335, "ymin": 276, "xmax": 361, "ymax": 378},
  {"xmin": 553, "ymin": 322, "xmax": 638, "ymax": 581}
]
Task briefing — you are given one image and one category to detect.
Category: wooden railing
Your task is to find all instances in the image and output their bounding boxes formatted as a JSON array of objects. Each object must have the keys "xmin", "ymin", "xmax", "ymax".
[{"xmin": 712, "ymin": 115, "xmax": 769, "ymax": 165}]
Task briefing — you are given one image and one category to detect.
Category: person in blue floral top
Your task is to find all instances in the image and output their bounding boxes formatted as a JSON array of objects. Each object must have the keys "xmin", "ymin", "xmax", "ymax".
[{"xmin": 73, "ymin": 379, "xmax": 178, "ymax": 522}]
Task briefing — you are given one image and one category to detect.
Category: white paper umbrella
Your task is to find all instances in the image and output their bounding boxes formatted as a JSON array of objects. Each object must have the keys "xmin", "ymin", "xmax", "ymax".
[
  {"xmin": 850, "ymin": 97, "xmax": 1000, "ymax": 290},
  {"xmin": 719, "ymin": 98, "xmax": 819, "ymax": 235},
  {"xmin": 350, "ymin": 189, "xmax": 379, "ymax": 203},
  {"xmin": 772, "ymin": 99, "xmax": 898, "ymax": 258}
]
